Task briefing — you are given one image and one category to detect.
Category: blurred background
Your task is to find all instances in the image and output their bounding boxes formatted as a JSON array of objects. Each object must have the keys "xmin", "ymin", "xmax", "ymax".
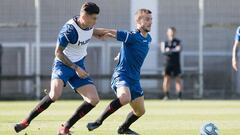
[{"xmin": 0, "ymin": 0, "xmax": 239, "ymax": 100}]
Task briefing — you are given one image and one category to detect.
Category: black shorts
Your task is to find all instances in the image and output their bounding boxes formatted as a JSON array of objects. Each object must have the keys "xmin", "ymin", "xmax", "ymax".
[{"xmin": 163, "ymin": 65, "xmax": 182, "ymax": 77}]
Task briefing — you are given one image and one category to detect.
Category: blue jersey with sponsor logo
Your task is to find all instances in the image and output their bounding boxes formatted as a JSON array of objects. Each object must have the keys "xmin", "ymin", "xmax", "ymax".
[{"xmin": 57, "ymin": 16, "xmax": 93, "ymax": 62}]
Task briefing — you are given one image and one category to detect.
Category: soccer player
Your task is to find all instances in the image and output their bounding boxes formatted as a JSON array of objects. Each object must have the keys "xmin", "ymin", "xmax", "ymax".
[
  {"xmin": 87, "ymin": 9, "xmax": 152, "ymax": 135},
  {"xmin": 14, "ymin": 2, "xmax": 107, "ymax": 135},
  {"xmin": 160, "ymin": 27, "xmax": 183, "ymax": 100},
  {"xmin": 232, "ymin": 26, "xmax": 240, "ymax": 71}
]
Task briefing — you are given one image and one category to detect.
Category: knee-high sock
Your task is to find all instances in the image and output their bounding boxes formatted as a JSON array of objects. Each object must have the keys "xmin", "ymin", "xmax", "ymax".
[
  {"xmin": 97, "ymin": 98, "xmax": 122, "ymax": 123},
  {"xmin": 120, "ymin": 112, "xmax": 140, "ymax": 129},
  {"xmin": 25, "ymin": 95, "xmax": 54, "ymax": 124},
  {"xmin": 64, "ymin": 101, "xmax": 95, "ymax": 129}
]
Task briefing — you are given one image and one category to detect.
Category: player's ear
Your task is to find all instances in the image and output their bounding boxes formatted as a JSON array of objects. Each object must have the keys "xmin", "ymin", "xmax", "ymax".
[
  {"xmin": 135, "ymin": 15, "xmax": 140, "ymax": 23},
  {"xmin": 82, "ymin": 11, "xmax": 90, "ymax": 18},
  {"xmin": 135, "ymin": 18, "xmax": 141, "ymax": 25},
  {"xmin": 82, "ymin": 13, "xmax": 87, "ymax": 19}
]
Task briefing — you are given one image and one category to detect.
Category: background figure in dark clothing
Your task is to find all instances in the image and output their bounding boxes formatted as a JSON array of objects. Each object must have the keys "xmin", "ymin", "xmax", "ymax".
[{"xmin": 160, "ymin": 27, "xmax": 183, "ymax": 100}]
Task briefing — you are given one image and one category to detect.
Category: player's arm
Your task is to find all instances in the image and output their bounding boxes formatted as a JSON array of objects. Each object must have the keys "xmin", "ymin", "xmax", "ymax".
[
  {"xmin": 232, "ymin": 40, "xmax": 240, "ymax": 71},
  {"xmin": 168, "ymin": 40, "xmax": 182, "ymax": 53},
  {"xmin": 93, "ymin": 28, "xmax": 117, "ymax": 39},
  {"xmin": 93, "ymin": 28, "xmax": 135, "ymax": 43},
  {"xmin": 93, "ymin": 28, "xmax": 105, "ymax": 39},
  {"xmin": 160, "ymin": 42, "xmax": 169, "ymax": 54},
  {"xmin": 93, "ymin": 28, "xmax": 115, "ymax": 40},
  {"xmin": 56, "ymin": 24, "xmax": 89, "ymax": 78},
  {"xmin": 171, "ymin": 44, "xmax": 182, "ymax": 52},
  {"xmin": 55, "ymin": 45, "xmax": 77, "ymax": 70},
  {"xmin": 55, "ymin": 45, "xmax": 89, "ymax": 78},
  {"xmin": 160, "ymin": 42, "xmax": 172, "ymax": 55},
  {"xmin": 232, "ymin": 27, "xmax": 240, "ymax": 71}
]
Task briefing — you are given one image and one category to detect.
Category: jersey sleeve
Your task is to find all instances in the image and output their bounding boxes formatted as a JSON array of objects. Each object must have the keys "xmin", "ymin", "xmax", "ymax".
[
  {"xmin": 57, "ymin": 24, "xmax": 78, "ymax": 48},
  {"xmin": 163, "ymin": 41, "xmax": 170, "ymax": 50},
  {"xmin": 160, "ymin": 41, "xmax": 167, "ymax": 53},
  {"xmin": 235, "ymin": 26, "xmax": 240, "ymax": 42},
  {"xmin": 175, "ymin": 39, "xmax": 182, "ymax": 52},
  {"xmin": 149, "ymin": 35, "xmax": 152, "ymax": 43},
  {"xmin": 116, "ymin": 30, "xmax": 135, "ymax": 44},
  {"xmin": 176, "ymin": 39, "xmax": 181, "ymax": 46}
]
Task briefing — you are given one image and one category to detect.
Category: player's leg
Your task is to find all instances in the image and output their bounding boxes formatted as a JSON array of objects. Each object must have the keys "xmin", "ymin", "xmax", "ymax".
[
  {"xmin": 174, "ymin": 66, "xmax": 182, "ymax": 99},
  {"xmin": 14, "ymin": 79, "xmax": 64, "ymax": 133},
  {"xmin": 87, "ymin": 86, "xmax": 131, "ymax": 131},
  {"xmin": 96, "ymin": 86, "xmax": 131, "ymax": 122},
  {"xmin": 118, "ymin": 96, "xmax": 144, "ymax": 135},
  {"xmin": 163, "ymin": 75, "xmax": 171, "ymax": 100},
  {"xmin": 175, "ymin": 76, "xmax": 182, "ymax": 99},
  {"xmin": 62, "ymin": 84, "xmax": 99, "ymax": 130}
]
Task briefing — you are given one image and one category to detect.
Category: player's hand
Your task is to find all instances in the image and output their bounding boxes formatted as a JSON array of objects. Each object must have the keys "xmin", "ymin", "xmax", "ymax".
[
  {"xmin": 165, "ymin": 47, "xmax": 170, "ymax": 52},
  {"xmin": 175, "ymin": 46, "xmax": 181, "ymax": 51},
  {"xmin": 100, "ymin": 32, "xmax": 116, "ymax": 40},
  {"xmin": 94, "ymin": 35, "xmax": 106, "ymax": 40},
  {"xmin": 232, "ymin": 58, "xmax": 238, "ymax": 71},
  {"xmin": 75, "ymin": 66, "xmax": 89, "ymax": 78}
]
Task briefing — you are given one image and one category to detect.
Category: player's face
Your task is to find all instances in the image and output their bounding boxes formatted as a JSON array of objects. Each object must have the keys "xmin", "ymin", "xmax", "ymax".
[
  {"xmin": 167, "ymin": 29, "xmax": 175, "ymax": 38},
  {"xmin": 83, "ymin": 13, "xmax": 98, "ymax": 27},
  {"xmin": 138, "ymin": 13, "xmax": 152, "ymax": 32}
]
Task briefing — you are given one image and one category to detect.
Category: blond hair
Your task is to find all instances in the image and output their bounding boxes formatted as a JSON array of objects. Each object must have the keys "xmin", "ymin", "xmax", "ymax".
[{"xmin": 135, "ymin": 8, "xmax": 152, "ymax": 22}]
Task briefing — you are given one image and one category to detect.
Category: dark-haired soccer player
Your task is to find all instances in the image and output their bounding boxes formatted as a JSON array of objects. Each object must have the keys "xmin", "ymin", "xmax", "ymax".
[
  {"xmin": 232, "ymin": 26, "xmax": 240, "ymax": 71},
  {"xmin": 87, "ymin": 9, "xmax": 152, "ymax": 135},
  {"xmin": 160, "ymin": 27, "xmax": 183, "ymax": 100},
  {"xmin": 14, "ymin": 2, "xmax": 107, "ymax": 135}
]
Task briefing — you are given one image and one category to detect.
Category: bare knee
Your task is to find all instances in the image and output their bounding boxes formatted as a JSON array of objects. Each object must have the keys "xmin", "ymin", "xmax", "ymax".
[
  {"xmin": 49, "ymin": 85, "xmax": 62, "ymax": 101},
  {"xmin": 175, "ymin": 77, "xmax": 182, "ymax": 85},
  {"xmin": 163, "ymin": 76, "xmax": 170, "ymax": 90},
  {"xmin": 134, "ymin": 108, "xmax": 145, "ymax": 117},
  {"xmin": 176, "ymin": 77, "xmax": 182, "ymax": 84},
  {"xmin": 49, "ymin": 79, "xmax": 64, "ymax": 101},
  {"xmin": 88, "ymin": 95, "xmax": 100, "ymax": 106},
  {"xmin": 49, "ymin": 90, "xmax": 61, "ymax": 101},
  {"xmin": 118, "ymin": 93, "xmax": 131, "ymax": 105},
  {"xmin": 76, "ymin": 84, "xmax": 100, "ymax": 106},
  {"xmin": 163, "ymin": 76, "xmax": 170, "ymax": 84}
]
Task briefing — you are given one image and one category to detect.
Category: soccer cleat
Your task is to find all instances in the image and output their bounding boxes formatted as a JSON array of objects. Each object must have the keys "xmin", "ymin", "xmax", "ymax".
[
  {"xmin": 117, "ymin": 126, "xmax": 140, "ymax": 135},
  {"xmin": 87, "ymin": 121, "xmax": 102, "ymax": 131},
  {"xmin": 14, "ymin": 120, "xmax": 29, "ymax": 133},
  {"xmin": 58, "ymin": 124, "xmax": 71, "ymax": 135}
]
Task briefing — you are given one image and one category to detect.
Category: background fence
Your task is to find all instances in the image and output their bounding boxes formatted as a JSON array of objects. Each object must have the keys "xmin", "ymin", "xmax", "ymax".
[{"xmin": 0, "ymin": 0, "xmax": 239, "ymax": 100}]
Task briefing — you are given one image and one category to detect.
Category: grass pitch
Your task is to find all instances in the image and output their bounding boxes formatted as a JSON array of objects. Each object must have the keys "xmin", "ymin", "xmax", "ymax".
[{"xmin": 0, "ymin": 100, "xmax": 240, "ymax": 135}]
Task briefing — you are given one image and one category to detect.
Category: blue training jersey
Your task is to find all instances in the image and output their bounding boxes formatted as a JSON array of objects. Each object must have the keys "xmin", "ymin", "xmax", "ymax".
[
  {"xmin": 114, "ymin": 30, "xmax": 152, "ymax": 81},
  {"xmin": 56, "ymin": 16, "xmax": 93, "ymax": 62},
  {"xmin": 235, "ymin": 26, "xmax": 240, "ymax": 42}
]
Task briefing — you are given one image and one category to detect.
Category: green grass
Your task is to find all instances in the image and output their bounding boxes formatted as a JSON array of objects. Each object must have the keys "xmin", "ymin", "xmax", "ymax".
[{"xmin": 0, "ymin": 100, "xmax": 240, "ymax": 135}]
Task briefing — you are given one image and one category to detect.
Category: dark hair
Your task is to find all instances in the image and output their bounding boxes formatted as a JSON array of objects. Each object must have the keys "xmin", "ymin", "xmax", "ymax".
[
  {"xmin": 81, "ymin": 2, "xmax": 100, "ymax": 15},
  {"xmin": 168, "ymin": 27, "xmax": 176, "ymax": 32}
]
